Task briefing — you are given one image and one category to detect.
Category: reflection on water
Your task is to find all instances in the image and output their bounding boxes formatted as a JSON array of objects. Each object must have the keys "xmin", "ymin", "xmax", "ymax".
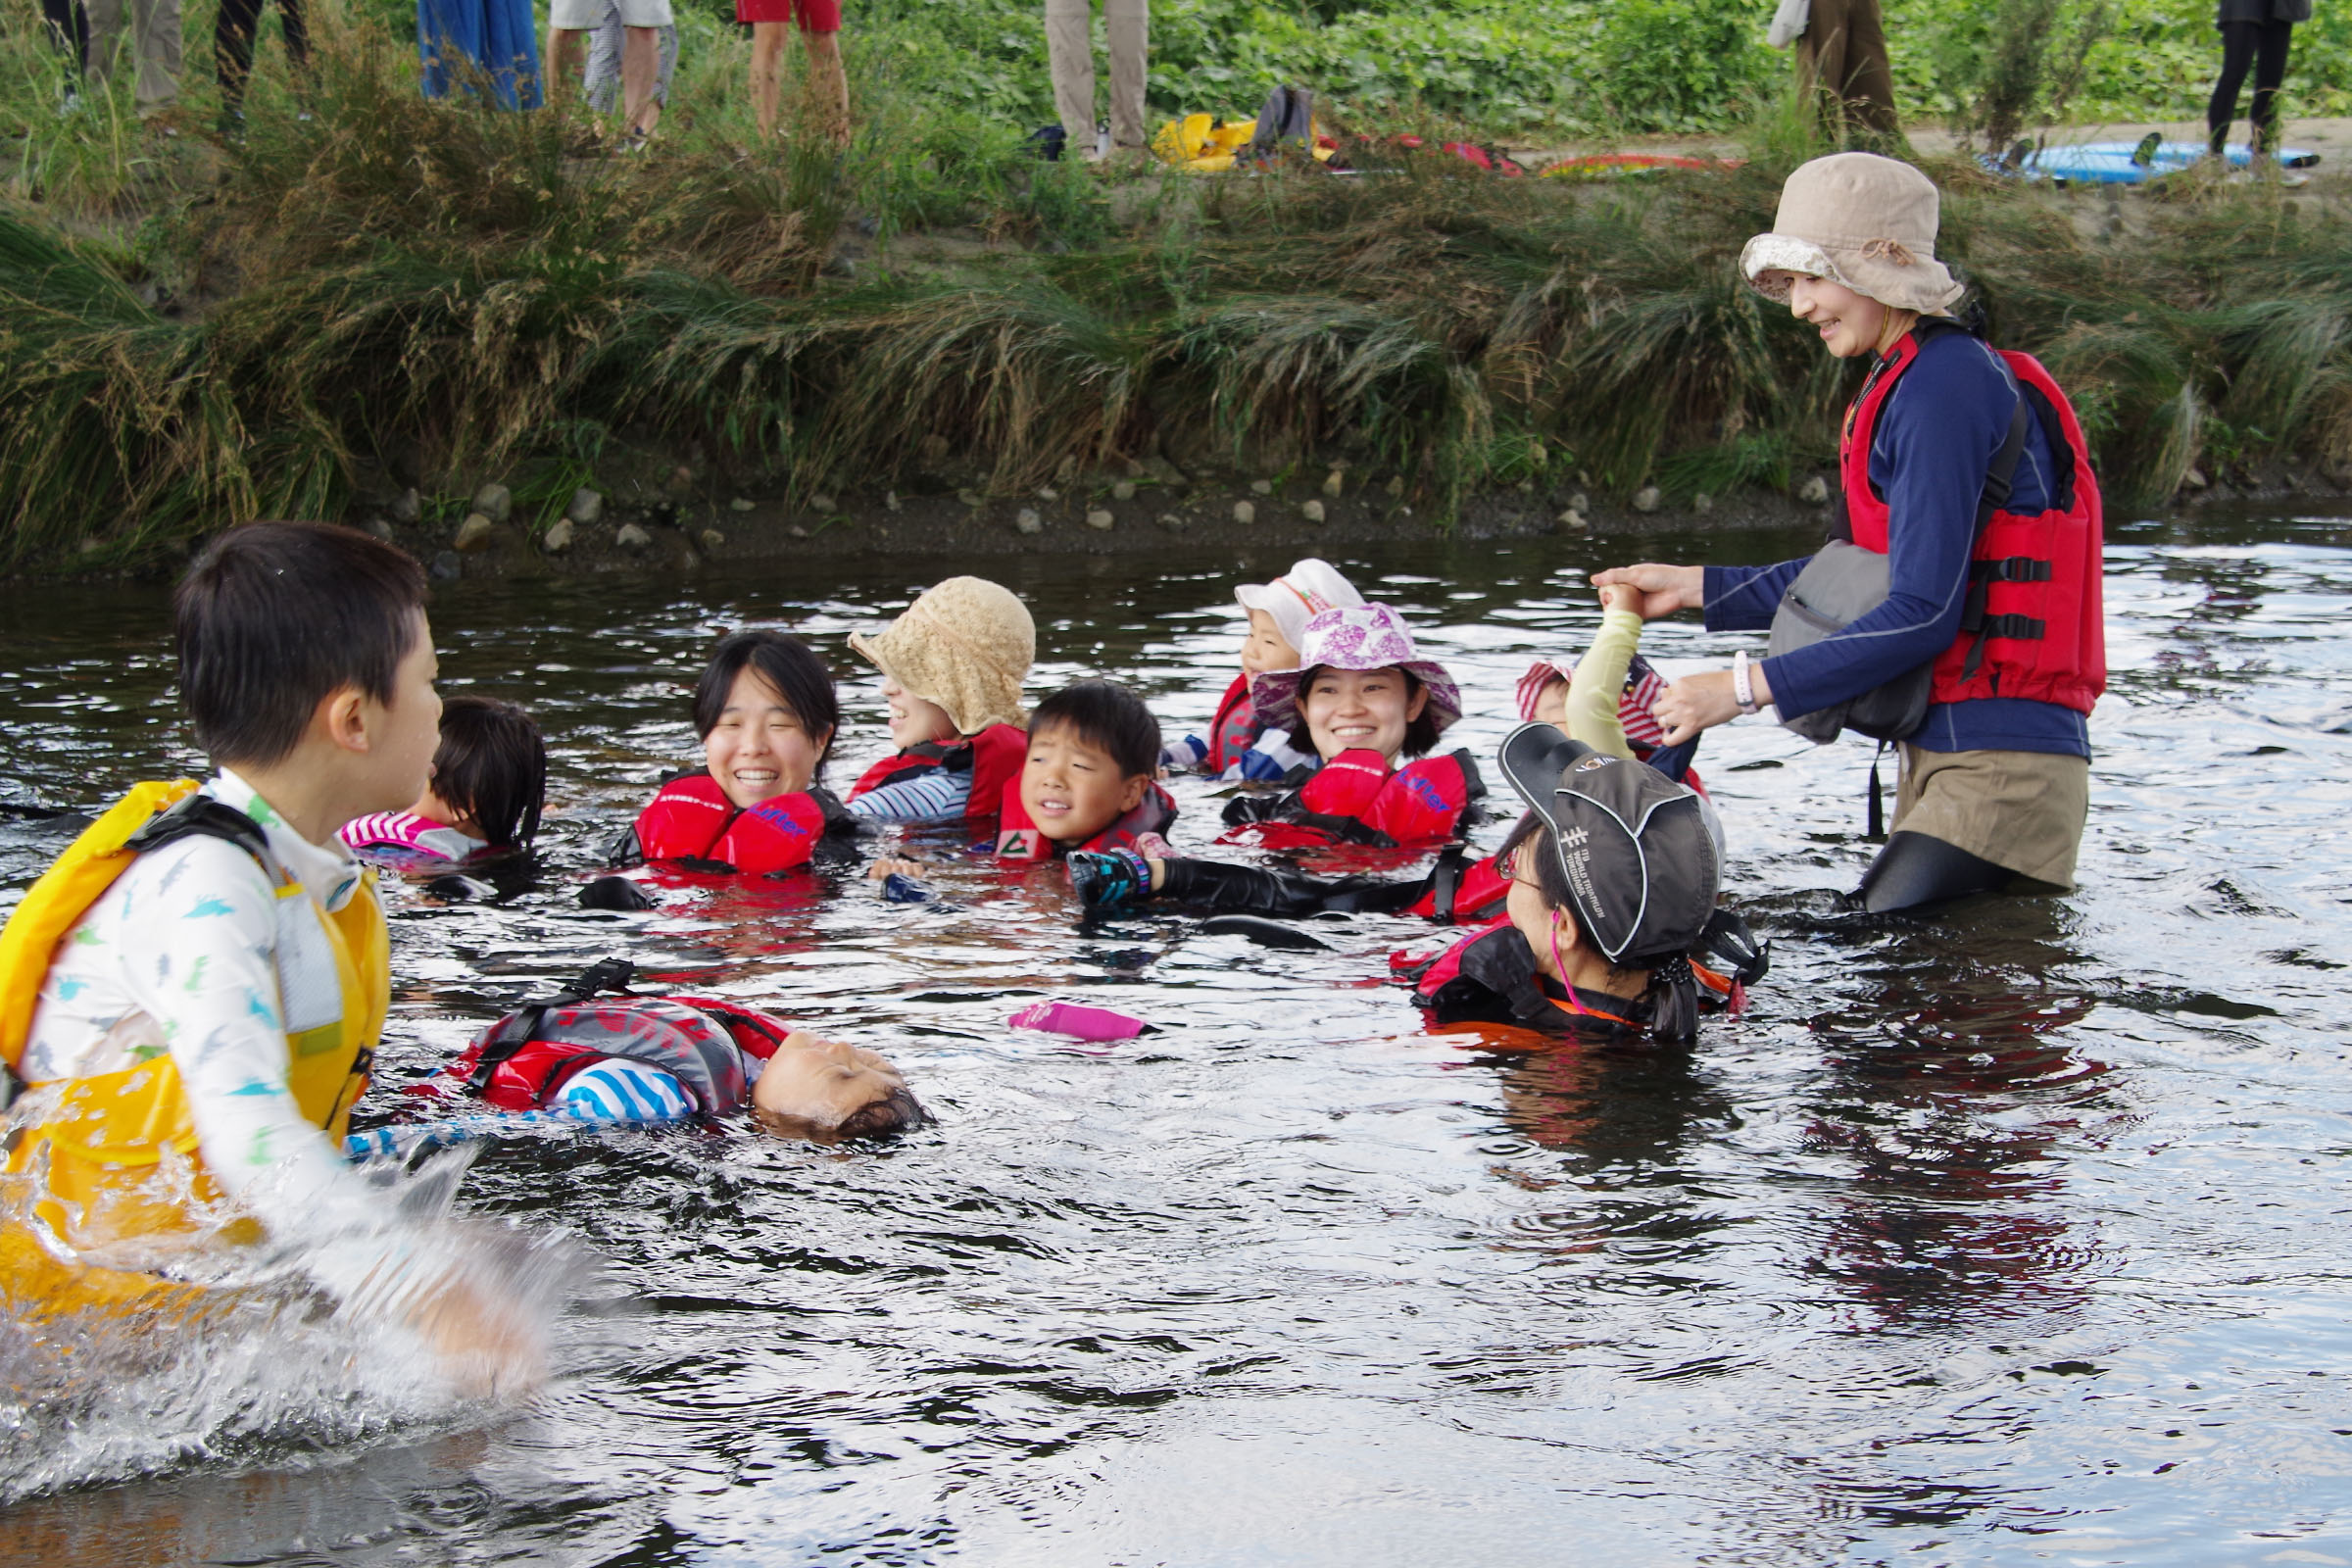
[{"xmin": 3, "ymin": 511, "xmax": 2352, "ymax": 1562}]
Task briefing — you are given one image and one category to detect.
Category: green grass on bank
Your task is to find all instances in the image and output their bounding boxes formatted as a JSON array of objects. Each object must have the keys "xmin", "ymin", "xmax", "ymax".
[{"xmin": 3, "ymin": 3, "xmax": 2352, "ymax": 568}]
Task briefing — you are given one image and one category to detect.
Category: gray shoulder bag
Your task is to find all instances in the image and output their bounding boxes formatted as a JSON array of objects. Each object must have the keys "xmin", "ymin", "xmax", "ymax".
[{"xmin": 1766, "ymin": 396, "xmax": 2029, "ymax": 746}]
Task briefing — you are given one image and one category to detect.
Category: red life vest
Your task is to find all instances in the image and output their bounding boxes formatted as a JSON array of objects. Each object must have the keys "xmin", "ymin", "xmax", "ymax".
[
  {"xmin": 631, "ymin": 772, "xmax": 836, "ymax": 875},
  {"xmin": 1203, "ymin": 674, "xmax": 1259, "ymax": 773},
  {"xmin": 426, "ymin": 995, "xmax": 793, "ymax": 1114},
  {"xmin": 1393, "ymin": 921, "xmax": 1648, "ymax": 1037},
  {"xmin": 1403, "ymin": 848, "xmax": 1513, "ymax": 924},
  {"xmin": 1218, "ymin": 748, "xmax": 1481, "ymax": 851},
  {"xmin": 994, "ymin": 779, "xmax": 1179, "ymax": 861},
  {"xmin": 1842, "ymin": 330, "xmax": 2106, "ymax": 712},
  {"xmin": 845, "ymin": 723, "xmax": 1028, "ymax": 824}
]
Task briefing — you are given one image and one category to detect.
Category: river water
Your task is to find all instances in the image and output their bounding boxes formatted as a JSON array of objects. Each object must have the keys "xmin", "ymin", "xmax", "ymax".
[{"xmin": 0, "ymin": 513, "xmax": 2348, "ymax": 1565}]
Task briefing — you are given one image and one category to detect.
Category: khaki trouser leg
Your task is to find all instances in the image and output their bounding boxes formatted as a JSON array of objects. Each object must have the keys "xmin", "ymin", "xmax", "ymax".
[
  {"xmin": 84, "ymin": 0, "xmax": 124, "ymax": 87},
  {"xmin": 131, "ymin": 0, "xmax": 181, "ymax": 113},
  {"xmin": 1044, "ymin": 0, "xmax": 1096, "ymax": 149},
  {"xmin": 1104, "ymin": 0, "xmax": 1148, "ymax": 150}
]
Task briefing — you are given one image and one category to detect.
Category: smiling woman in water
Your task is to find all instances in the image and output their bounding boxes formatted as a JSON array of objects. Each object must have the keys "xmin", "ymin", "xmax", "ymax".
[{"xmin": 1595, "ymin": 152, "xmax": 2108, "ymax": 915}]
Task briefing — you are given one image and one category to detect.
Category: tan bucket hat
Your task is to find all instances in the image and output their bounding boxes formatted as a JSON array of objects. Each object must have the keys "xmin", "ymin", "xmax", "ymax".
[
  {"xmin": 1739, "ymin": 152, "xmax": 1965, "ymax": 317},
  {"xmin": 848, "ymin": 576, "xmax": 1035, "ymax": 736}
]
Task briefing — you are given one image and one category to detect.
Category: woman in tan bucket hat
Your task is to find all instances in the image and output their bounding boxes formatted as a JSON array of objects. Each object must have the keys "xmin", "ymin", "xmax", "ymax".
[
  {"xmin": 1595, "ymin": 153, "xmax": 2109, "ymax": 914},
  {"xmin": 842, "ymin": 576, "xmax": 1037, "ymax": 829}
]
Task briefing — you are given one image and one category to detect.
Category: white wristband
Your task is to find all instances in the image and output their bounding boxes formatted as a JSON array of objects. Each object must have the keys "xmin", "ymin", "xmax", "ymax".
[{"xmin": 1733, "ymin": 651, "xmax": 1759, "ymax": 715}]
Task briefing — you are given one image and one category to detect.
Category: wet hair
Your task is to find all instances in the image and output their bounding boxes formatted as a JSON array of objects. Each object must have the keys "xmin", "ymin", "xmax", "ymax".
[
  {"xmin": 1495, "ymin": 809, "xmax": 1699, "ymax": 1045},
  {"xmin": 432, "ymin": 697, "xmax": 547, "ymax": 849},
  {"xmin": 692, "ymin": 630, "xmax": 839, "ymax": 773},
  {"xmin": 1027, "ymin": 679, "xmax": 1160, "ymax": 779},
  {"xmin": 1288, "ymin": 666, "xmax": 1443, "ymax": 760},
  {"xmin": 173, "ymin": 521, "xmax": 429, "ymax": 768},
  {"xmin": 835, "ymin": 1086, "xmax": 932, "ymax": 1140}
]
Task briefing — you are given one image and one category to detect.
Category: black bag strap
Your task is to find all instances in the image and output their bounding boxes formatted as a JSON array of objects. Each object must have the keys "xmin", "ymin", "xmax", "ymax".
[
  {"xmin": 1427, "ymin": 846, "xmax": 1468, "ymax": 925},
  {"xmin": 1867, "ymin": 740, "xmax": 1892, "ymax": 842},
  {"xmin": 124, "ymin": 795, "xmax": 272, "ymax": 868},
  {"xmin": 466, "ymin": 957, "xmax": 638, "ymax": 1093}
]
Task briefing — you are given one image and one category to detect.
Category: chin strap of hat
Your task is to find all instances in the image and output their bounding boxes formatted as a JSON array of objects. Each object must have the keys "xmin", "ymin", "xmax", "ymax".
[{"xmin": 466, "ymin": 957, "xmax": 638, "ymax": 1094}]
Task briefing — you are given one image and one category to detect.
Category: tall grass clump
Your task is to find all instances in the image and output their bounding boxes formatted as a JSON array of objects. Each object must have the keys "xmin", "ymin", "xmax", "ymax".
[{"xmin": 12, "ymin": 0, "xmax": 2352, "ymax": 565}]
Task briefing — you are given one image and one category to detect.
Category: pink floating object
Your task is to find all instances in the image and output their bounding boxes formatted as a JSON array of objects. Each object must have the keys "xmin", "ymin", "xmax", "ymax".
[{"xmin": 1008, "ymin": 1001, "xmax": 1149, "ymax": 1041}]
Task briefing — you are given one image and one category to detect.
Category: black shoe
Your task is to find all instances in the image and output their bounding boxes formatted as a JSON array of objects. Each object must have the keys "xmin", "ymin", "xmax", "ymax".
[{"xmin": 1067, "ymin": 849, "xmax": 1149, "ymax": 911}]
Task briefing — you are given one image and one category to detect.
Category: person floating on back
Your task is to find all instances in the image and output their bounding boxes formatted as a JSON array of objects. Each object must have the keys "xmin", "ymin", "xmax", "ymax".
[
  {"xmin": 0, "ymin": 521, "xmax": 533, "ymax": 1375},
  {"xmin": 392, "ymin": 963, "xmax": 928, "ymax": 1145},
  {"xmin": 343, "ymin": 695, "xmax": 547, "ymax": 870}
]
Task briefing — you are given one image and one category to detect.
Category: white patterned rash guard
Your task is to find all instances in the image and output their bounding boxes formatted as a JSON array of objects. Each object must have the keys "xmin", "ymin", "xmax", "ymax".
[{"xmin": 21, "ymin": 769, "xmax": 389, "ymax": 1250}]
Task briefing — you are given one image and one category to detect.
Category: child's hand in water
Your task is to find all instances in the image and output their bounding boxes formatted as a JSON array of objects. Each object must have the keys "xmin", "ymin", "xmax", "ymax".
[
  {"xmin": 412, "ymin": 1271, "xmax": 545, "ymax": 1399},
  {"xmin": 866, "ymin": 856, "xmax": 927, "ymax": 880}
]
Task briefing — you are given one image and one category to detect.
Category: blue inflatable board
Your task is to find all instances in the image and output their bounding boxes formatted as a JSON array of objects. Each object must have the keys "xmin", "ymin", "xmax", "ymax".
[{"xmin": 1992, "ymin": 140, "xmax": 2319, "ymax": 185}]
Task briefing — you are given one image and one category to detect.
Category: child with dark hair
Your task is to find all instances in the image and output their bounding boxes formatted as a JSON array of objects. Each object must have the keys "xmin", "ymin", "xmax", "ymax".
[
  {"xmin": 345, "ymin": 696, "xmax": 548, "ymax": 868},
  {"xmin": 0, "ymin": 520, "xmax": 532, "ymax": 1375},
  {"xmin": 994, "ymin": 679, "xmax": 1177, "ymax": 861},
  {"xmin": 1398, "ymin": 726, "xmax": 1766, "ymax": 1046},
  {"xmin": 870, "ymin": 679, "xmax": 1177, "ymax": 880},
  {"xmin": 617, "ymin": 629, "xmax": 855, "ymax": 876},
  {"xmin": 404, "ymin": 972, "xmax": 931, "ymax": 1143}
]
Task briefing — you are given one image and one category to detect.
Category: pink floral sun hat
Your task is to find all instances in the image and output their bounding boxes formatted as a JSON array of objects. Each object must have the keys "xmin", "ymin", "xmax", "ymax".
[{"xmin": 1249, "ymin": 604, "xmax": 1463, "ymax": 735}]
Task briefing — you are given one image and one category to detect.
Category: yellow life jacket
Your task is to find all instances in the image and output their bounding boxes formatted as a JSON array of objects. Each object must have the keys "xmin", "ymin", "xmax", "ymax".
[{"xmin": 0, "ymin": 780, "xmax": 386, "ymax": 1247}]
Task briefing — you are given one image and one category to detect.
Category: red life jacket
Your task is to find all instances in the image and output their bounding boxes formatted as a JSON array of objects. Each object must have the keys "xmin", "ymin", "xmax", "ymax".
[
  {"xmin": 1393, "ymin": 921, "xmax": 1648, "ymax": 1037},
  {"xmin": 1218, "ymin": 748, "xmax": 1481, "ymax": 851},
  {"xmin": 845, "ymin": 723, "xmax": 1028, "ymax": 824},
  {"xmin": 1203, "ymin": 674, "xmax": 1259, "ymax": 773},
  {"xmin": 1842, "ymin": 330, "xmax": 2106, "ymax": 712},
  {"xmin": 426, "ymin": 995, "xmax": 793, "ymax": 1114},
  {"xmin": 630, "ymin": 772, "xmax": 841, "ymax": 875},
  {"xmin": 1403, "ymin": 848, "xmax": 1513, "ymax": 924},
  {"xmin": 994, "ymin": 779, "xmax": 1179, "ymax": 861}
]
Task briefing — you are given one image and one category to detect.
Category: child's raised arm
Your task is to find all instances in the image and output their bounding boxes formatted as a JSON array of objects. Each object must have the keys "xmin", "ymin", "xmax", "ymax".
[{"xmin": 1563, "ymin": 585, "xmax": 1647, "ymax": 760}]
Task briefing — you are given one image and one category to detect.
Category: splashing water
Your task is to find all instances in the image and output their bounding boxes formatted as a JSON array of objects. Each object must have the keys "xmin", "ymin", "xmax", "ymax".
[{"xmin": 0, "ymin": 1140, "xmax": 598, "ymax": 1505}]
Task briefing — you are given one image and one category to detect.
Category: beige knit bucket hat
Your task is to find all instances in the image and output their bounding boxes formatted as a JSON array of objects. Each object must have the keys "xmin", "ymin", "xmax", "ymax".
[
  {"xmin": 1739, "ymin": 152, "xmax": 1965, "ymax": 317},
  {"xmin": 848, "ymin": 576, "xmax": 1035, "ymax": 736}
]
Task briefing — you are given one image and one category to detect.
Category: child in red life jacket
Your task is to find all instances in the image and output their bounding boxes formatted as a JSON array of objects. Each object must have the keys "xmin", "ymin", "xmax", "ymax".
[
  {"xmin": 413, "ymin": 967, "xmax": 927, "ymax": 1141},
  {"xmin": 613, "ymin": 630, "xmax": 856, "ymax": 877},
  {"xmin": 843, "ymin": 577, "xmax": 1036, "ymax": 831},
  {"xmin": 1398, "ymin": 725, "xmax": 1764, "ymax": 1045},
  {"xmin": 870, "ymin": 679, "xmax": 1177, "ymax": 878},
  {"xmin": 1162, "ymin": 558, "xmax": 1363, "ymax": 783},
  {"xmin": 1212, "ymin": 603, "xmax": 1484, "ymax": 856},
  {"xmin": 344, "ymin": 696, "xmax": 548, "ymax": 870},
  {"xmin": 1068, "ymin": 588, "xmax": 1721, "ymax": 926}
]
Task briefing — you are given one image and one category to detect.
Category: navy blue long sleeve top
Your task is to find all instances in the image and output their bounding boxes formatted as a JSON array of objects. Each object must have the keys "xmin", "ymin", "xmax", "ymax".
[{"xmin": 1701, "ymin": 328, "xmax": 2090, "ymax": 759}]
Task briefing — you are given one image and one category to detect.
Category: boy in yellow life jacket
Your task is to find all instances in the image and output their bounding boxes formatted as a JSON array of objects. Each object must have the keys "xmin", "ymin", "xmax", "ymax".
[{"xmin": 0, "ymin": 522, "xmax": 530, "ymax": 1379}]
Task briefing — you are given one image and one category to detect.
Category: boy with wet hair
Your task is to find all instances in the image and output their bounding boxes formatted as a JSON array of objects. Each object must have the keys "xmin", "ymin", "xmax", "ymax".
[
  {"xmin": 995, "ymin": 679, "xmax": 1176, "ymax": 861},
  {"xmin": 866, "ymin": 678, "xmax": 1176, "ymax": 880},
  {"xmin": 0, "ymin": 521, "xmax": 530, "ymax": 1378}
]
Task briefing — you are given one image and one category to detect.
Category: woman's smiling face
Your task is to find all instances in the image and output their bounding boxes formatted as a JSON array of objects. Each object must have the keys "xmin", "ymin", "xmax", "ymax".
[
  {"xmin": 704, "ymin": 665, "xmax": 829, "ymax": 808},
  {"xmin": 1784, "ymin": 272, "xmax": 1892, "ymax": 359},
  {"xmin": 1299, "ymin": 665, "xmax": 1427, "ymax": 762}
]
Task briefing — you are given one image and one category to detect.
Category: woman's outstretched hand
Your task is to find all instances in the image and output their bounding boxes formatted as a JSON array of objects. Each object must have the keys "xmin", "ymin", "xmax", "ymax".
[{"xmin": 1589, "ymin": 564, "xmax": 1704, "ymax": 620}]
